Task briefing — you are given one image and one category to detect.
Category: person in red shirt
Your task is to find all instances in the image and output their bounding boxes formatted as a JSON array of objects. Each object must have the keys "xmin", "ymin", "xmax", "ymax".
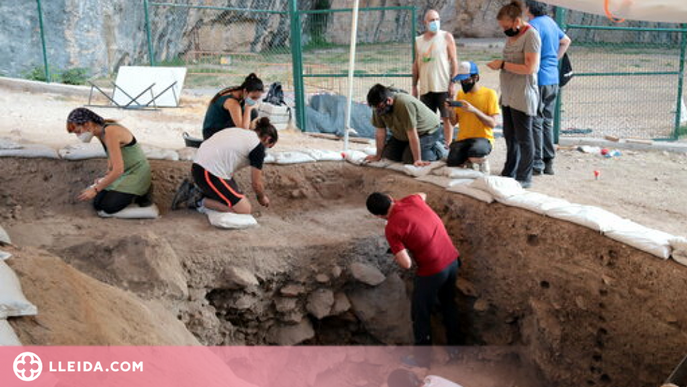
[{"xmin": 366, "ymin": 192, "xmax": 460, "ymax": 367}]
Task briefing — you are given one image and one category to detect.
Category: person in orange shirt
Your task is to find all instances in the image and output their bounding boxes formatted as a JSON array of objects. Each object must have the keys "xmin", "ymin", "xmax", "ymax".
[{"xmin": 445, "ymin": 61, "xmax": 500, "ymax": 174}]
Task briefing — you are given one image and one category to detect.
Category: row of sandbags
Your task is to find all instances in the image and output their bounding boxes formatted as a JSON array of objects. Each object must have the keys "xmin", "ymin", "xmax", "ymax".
[
  {"xmin": 0, "ymin": 225, "xmax": 37, "ymax": 346},
  {"xmin": 342, "ymin": 150, "xmax": 687, "ymax": 266},
  {"xmin": 0, "ymin": 138, "xmax": 181, "ymax": 161}
]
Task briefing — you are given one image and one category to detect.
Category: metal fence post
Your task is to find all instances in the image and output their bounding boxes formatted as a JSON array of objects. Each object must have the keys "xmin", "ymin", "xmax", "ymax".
[
  {"xmin": 144, "ymin": 0, "xmax": 155, "ymax": 66},
  {"xmin": 411, "ymin": 6, "xmax": 417, "ymax": 62},
  {"xmin": 674, "ymin": 23, "xmax": 687, "ymax": 139},
  {"xmin": 36, "ymin": 0, "xmax": 50, "ymax": 82},
  {"xmin": 289, "ymin": 0, "xmax": 307, "ymax": 131},
  {"xmin": 553, "ymin": 6, "xmax": 566, "ymax": 144}
]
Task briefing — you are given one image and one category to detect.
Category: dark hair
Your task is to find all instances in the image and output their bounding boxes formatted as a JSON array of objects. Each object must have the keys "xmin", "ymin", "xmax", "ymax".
[
  {"xmin": 497, "ymin": 0, "xmax": 524, "ymax": 20},
  {"xmin": 209, "ymin": 73, "xmax": 265, "ymax": 105},
  {"xmin": 366, "ymin": 84, "xmax": 393, "ymax": 107},
  {"xmin": 254, "ymin": 117, "xmax": 278, "ymax": 146},
  {"xmin": 387, "ymin": 369, "xmax": 422, "ymax": 387},
  {"xmin": 525, "ymin": 0, "xmax": 548, "ymax": 17},
  {"xmin": 366, "ymin": 192, "xmax": 392, "ymax": 216},
  {"xmin": 66, "ymin": 107, "xmax": 116, "ymax": 133}
]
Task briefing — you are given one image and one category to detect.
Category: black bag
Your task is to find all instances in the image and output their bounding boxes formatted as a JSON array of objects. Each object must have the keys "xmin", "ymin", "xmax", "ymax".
[
  {"xmin": 264, "ymin": 82, "xmax": 286, "ymax": 106},
  {"xmin": 559, "ymin": 53, "xmax": 573, "ymax": 87}
]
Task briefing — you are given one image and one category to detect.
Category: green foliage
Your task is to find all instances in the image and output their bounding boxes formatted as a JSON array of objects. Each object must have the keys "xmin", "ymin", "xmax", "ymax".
[
  {"xmin": 21, "ymin": 66, "xmax": 51, "ymax": 82},
  {"xmin": 21, "ymin": 66, "xmax": 90, "ymax": 85}
]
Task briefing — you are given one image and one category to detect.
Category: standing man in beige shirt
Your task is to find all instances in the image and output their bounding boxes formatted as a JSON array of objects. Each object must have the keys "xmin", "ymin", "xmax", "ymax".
[{"xmin": 412, "ymin": 9, "xmax": 459, "ymax": 149}]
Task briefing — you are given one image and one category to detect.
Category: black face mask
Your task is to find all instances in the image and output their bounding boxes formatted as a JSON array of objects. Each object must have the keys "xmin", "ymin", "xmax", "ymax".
[
  {"xmin": 376, "ymin": 102, "xmax": 392, "ymax": 116},
  {"xmin": 461, "ymin": 80, "xmax": 476, "ymax": 93},
  {"xmin": 504, "ymin": 27, "xmax": 520, "ymax": 37}
]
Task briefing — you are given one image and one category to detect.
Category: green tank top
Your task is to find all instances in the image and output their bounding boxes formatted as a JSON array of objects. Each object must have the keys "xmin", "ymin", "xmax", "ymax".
[
  {"xmin": 202, "ymin": 94, "xmax": 240, "ymax": 139},
  {"xmin": 100, "ymin": 124, "xmax": 151, "ymax": 196}
]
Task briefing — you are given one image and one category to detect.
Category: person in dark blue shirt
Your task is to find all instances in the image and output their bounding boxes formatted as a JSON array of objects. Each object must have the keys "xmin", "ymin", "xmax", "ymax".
[{"xmin": 526, "ymin": 1, "xmax": 571, "ymax": 175}]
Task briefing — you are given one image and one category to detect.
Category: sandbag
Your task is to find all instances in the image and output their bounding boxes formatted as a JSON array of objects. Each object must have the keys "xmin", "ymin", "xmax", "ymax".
[
  {"xmin": 0, "ymin": 137, "xmax": 22, "ymax": 150},
  {"xmin": 97, "ymin": 204, "xmax": 160, "ymax": 219},
  {"xmin": 362, "ymin": 147, "xmax": 377, "ymax": 156},
  {"xmin": 264, "ymin": 153, "xmax": 276, "ymax": 164},
  {"xmin": 469, "ymin": 176, "xmax": 525, "ymax": 200},
  {"xmin": 301, "ymin": 149, "xmax": 344, "ymax": 162},
  {"xmin": 415, "ymin": 175, "xmax": 472, "ymax": 189},
  {"xmin": 605, "ymin": 220, "xmax": 674, "ymax": 259},
  {"xmin": 0, "ymin": 260, "xmax": 38, "ymax": 318},
  {"xmin": 343, "ymin": 150, "xmax": 368, "ymax": 165},
  {"xmin": 141, "ymin": 145, "xmax": 179, "ymax": 161},
  {"xmin": 432, "ymin": 166, "xmax": 483, "ymax": 179},
  {"xmin": 497, "ymin": 192, "xmax": 572, "ymax": 215},
  {"xmin": 206, "ymin": 209, "xmax": 259, "ymax": 230},
  {"xmin": 366, "ymin": 159, "xmax": 392, "ymax": 168},
  {"xmin": 385, "ymin": 162, "xmax": 407, "ymax": 173},
  {"xmin": 0, "ymin": 251, "xmax": 11, "ymax": 260},
  {"xmin": 446, "ymin": 184, "xmax": 494, "ymax": 203},
  {"xmin": 177, "ymin": 147, "xmax": 197, "ymax": 161},
  {"xmin": 670, "ymin": 237, "xmax": 687, "ymax": 267},
  {"xmin": 0, "ymin": 144, "xmax": 58, "ymax": 159},
  {"xmin": 0, "ymin": 319, "xmax": 21, "ymax": 346},
  {"xmin": 545, "ymin": 204, "xmax": 627, "ymax": 233},
  {"xmin": 403, "ymin": 161, "xmax": 445, "ymax": 177},
  {"xmin": 274, "ymin": 151, "xmax": 316, "ymax": 165},
  {"xmin": 58, "ymin": 143, "xmax": 106, "ymax": 160},
  {"xmin": 0, "ymin": 224, "xmax": 10, "ymax": 245}
]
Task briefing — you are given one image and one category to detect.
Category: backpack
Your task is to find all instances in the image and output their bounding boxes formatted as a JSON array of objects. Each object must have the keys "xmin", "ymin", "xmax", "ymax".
[
  {"xmin": 264, "ymin": 82, "xmax": 286, "ymax": 106},
  {"xmin": 559, "ymin": 53, "xmax": 574, "ymax": 87}
]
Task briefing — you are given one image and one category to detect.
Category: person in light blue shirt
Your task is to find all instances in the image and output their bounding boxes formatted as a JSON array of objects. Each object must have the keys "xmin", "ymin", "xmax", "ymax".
[{"xmin": 526, "ymin": 0, "xmax": 571, "ymax": 175}]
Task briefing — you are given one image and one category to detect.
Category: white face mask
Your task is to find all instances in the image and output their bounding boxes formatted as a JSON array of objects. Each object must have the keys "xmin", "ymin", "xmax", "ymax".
[
  {"xmin": 77, "ymin": 131, "xmax": 94, "ymax": 143},
  {"xmin": 428, "ymin": 20, "xmax": 440, "ymax": 33}
]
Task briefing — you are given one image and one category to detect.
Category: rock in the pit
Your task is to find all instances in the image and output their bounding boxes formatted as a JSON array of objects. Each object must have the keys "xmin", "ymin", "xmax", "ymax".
[
  {"xmin": 331, "ymin": 265, "xmax": 343, "ymax": 278},
  {"xmin": 267, "ymin": 319, "xmax": 315, "ymax": 345},
  {"xmin": 307, "ymin": 288, "xmax": 335, "ymax": 319},
  {"xmin": 274, "ymin": 297, "xmax": 299, "ymax": 313},
  {"xmin": 315, "ymin": 274, "xmax": 330, "ymax": 283},
  {"xmin": 456, "ymin": 277, "xmax": 478, "ymax": 297},
  {"xmin": 280, "ymin": 283, "xmax": 306, "ymax": 297},
  {"xmin": 223, "ymin": 267, "xmax": 259, "ymax": 289},
  {"xmin": 474, "ymin": 298, "xmax": 490, "ymax": 313},
  {"xmin": 349, "ymin": 262, "xmax": 385, "ymax": 286},
  {"xmin": 331, "ymin": 292, "xmax": 351, "ymax": 315},
  {"xmin": 348, "ymin": 273, "xmax": 413, "ymax": 344}
]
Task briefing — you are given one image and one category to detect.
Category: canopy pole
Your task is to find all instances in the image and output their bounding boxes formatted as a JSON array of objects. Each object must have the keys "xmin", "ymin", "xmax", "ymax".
[{"xmin": 343, "ymin": 0, "xmax": 360, "ymax": 152}]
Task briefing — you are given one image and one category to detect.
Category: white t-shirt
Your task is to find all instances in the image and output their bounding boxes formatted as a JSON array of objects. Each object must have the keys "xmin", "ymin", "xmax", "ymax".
[
  {"xmin": 424, "ymin": 375, "xmax": 464, "ymax": 387},
  {"xmin": 194, "ymin": 127, "xmax": 265, "ymax": 180}
]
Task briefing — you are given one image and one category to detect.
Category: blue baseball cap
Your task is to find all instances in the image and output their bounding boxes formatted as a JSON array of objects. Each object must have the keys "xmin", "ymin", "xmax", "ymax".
[{"xmin": 453, "ymin": 61, "xmax": 479, "ymax": 81}]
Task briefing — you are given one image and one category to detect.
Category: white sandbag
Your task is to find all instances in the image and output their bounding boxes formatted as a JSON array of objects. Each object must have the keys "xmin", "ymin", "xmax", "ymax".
[
  {"xmin": 546, "ymin": 204, "xmax": 627, "ymax": 233},
  {"xmin": 0, "ymin": 251, "xmax": 11, "ymax": 260},
  {"xmin": 0, "ymin": 144, "xmax": 58, "ymax": 159},
  {"xmin": 0, "ymin": 137, "xmax": 22, "ymax": 150},
  {"xmin": 0, "ymin": 260, "xmax": 38, "ymax": 318},
  {"xmin": 343, "ymin": 150, "xmax": 368, "ymax": 165},
  {"xmin": 402, "ymin": 161, "xmax": 446, "ymax": 177},
  {"xmin": 58, "ymin": 143, "xmax": 106, "ymax": 160},
  {"xmin": 274, "ymin": 151, "xmax": 316, "ymax": 165},
  {"xmin": 97, "ymin": 204, "xmax": 159, "ymax": 219},
  {"xmin": 497, "ymin": 191, "xmax": 571, "ymax": 215},
  {"xmin": 177, "ymin": 147, "xmax": 197, "ymax": 161},
  {"xmin": 0, "ymin": 319, "xmax": 22, "ymax": 346},
  {"xmin": 605, "ymin": 220, "xmax": 674, "ymax": 259},
  {"xmin": 301, "ymin": 149, "xmax": 344, "ymax": 162},
  {"xmin": 0, "ymin": 224, "xmax": 10, "ymax": 245},
  {"xmin": 447, "ymin": 184, "xmax": 494, "ymax": 203},
  {"xmin": 366, "ymin": 159, "xmax": 392, "ymax": 168},
  {"xmin": 264, "ymin": 153, "xmax": 276, "ymax": 164},
  {"xmin": 206, "ymin": 209, "xmax": 259, "ymax": 229},
  {"xmin": 362, "ymin": 147, "xmax": 377, "ymax": 156},
  {"xmin": 432, "ymin": 166, "xmax": 483, "ymax": 179},
  {"xmin": 141, "ymin": 144, "xmax": 179, "ymax": 161},
  {"xmin": 415, "ymin": 175, "xmax": 472, "ymax": 189},
  {"xmin": 386, "ymin": 162, "xmax": 407, "ymax": 173},
  {"xmin": 469, "ymin": 176, "xmax": 525, "ymax": 200},
  {"xmin": 670, "ymin": 237, "xmax": 687, "ymax": 266}
]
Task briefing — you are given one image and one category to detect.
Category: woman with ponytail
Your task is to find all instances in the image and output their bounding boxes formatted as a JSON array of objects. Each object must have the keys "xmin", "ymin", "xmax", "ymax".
[
  {"xmin": 202, "ymin": 73, "xmax": 265, "ymax": 140},
  {"xmin": 487, "ymin": 0, "xmax": 541, "ymax": 188},
  {"xmin": 173, "ymin": 117, "xmax": 278, "ymax": 215},
  {"xmin": 66, "ymin": 107, "xmax": 152, "ymax": 215}
]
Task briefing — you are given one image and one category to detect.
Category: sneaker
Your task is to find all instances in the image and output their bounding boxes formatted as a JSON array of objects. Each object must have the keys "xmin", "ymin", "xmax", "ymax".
[
  {"xmin": 543, "ymin": 160, "xmax": 555, "ymax": 175},
  {"xmin": 479, "ymin": 160, "xmax": 491, "ymax": 175},
  {"xmin": 171, "ymin": 179, "xmax": 193, "ymax": 210},
  {"xmin": 532, "ymin": 168, "xmax": 543, "ymax": 176},
  {"xmin": 187, "ymin": 184, "xmax": 204, "ymax": 209},
  {"xmin": 519, "ymin": 180, "xmax": 532, "ymax": 189}
]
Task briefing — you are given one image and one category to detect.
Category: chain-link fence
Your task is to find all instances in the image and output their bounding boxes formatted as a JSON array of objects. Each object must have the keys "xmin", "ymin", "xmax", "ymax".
[{"xmin": 556, "ymin": 8, "xmax": 687, "ymax": 140}]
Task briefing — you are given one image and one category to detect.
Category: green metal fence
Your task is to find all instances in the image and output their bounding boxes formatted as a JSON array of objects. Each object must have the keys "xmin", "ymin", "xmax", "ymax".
[{"xmin": 554, "ymin": 7, "xmax": 687, "ymax": 140}]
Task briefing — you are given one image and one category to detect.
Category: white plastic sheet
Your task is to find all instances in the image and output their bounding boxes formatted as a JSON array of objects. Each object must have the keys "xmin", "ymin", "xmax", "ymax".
[
  {"xmin": 58, "ymin": 143, "xmax": 106, "ymax": 160},
  {"xmin": 301, "ymin": 149, "xmax": 344, "ymax": 162},
  {"xmin": 274, "ymin": 151, "xmax": 317, "ymax": 165},
  {"xmin": 0, "ymin": 144, "xmax": 58, "ymax": 159}
]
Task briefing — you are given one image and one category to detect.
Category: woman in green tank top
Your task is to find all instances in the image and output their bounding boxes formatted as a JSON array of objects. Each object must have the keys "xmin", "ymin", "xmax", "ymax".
[
  {"xmin": 66, "ymin": 108, "xmax": 152, "ymax": 215},
  {"xmin": 202, "ymin": 73, "xmax": 265, "ymax": 140}
]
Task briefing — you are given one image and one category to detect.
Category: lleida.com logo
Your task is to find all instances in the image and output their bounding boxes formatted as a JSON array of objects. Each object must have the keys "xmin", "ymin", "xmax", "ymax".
[{"xmin": 14, "ymin": 352, "xmax": 43, "ymax": 382}]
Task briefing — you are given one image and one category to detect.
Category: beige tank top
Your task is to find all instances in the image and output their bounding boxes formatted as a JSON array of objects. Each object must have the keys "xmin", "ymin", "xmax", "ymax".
[{"xmin": 415, "ymin": 31, "xmax": 451, "ymax": 95}]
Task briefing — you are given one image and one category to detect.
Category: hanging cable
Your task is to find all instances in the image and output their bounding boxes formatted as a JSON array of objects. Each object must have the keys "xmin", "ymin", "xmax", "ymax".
[{"xmin": 604, "ymin": 0, "xmax": 625, "ymax": 23}]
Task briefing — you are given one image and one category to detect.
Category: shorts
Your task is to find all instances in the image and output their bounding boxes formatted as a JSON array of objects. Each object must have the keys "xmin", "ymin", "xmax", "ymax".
[
  {"xmin": 446, "ymin": 137, "xmax": 492, "ymax": 167},
  {"xmin": 192, "ymin": 163, "xmax": 244, "ymax": 207},
  {"xmin": 420, "ymin": 92, "xmax": 450, "ymax": 118}
]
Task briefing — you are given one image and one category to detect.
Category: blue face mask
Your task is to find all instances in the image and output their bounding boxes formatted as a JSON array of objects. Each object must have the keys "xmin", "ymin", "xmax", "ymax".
[
  {"xmin": 245, "ymin": 97, "xmax": 257, "ymax": 106},
  {"xmin": 428, "ymin": 20, "xmax": 440, "ymax": 33}
]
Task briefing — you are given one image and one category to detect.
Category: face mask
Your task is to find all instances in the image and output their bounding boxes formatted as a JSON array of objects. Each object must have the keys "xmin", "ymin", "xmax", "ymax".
[
  {"xmin": 428, "ymin": 20, "xmax": 440, "ymax": 33},
  {"xmin": 504, "ymin": 26, "xmax": 520, "ymax": 37},
  {"xmin": 376, "ymin": 103, "xmax": 392, "ymax": 116},
  {"xmin": 461, "ymin": 80, "xmax": 476, "ymax": 94},
  {"xmin": 77, "ymin": 131, "xmax": 94, "ymax": 143},
  {"xmin": 245, "ymin": 97, "xmax": 257, "ymax": 106}
]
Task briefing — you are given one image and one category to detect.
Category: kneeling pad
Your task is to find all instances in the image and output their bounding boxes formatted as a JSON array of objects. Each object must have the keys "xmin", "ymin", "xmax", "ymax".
[
  {"xmin": 97, "ymin": 204, "xmax": 160, "ymax": 219},
  {"xmin": 206, "ymin": 209, "xmax": 259, "ymax": 230}
]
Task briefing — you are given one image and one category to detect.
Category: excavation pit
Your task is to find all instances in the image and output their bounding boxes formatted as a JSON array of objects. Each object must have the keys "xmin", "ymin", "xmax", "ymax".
[{"xmin": 2, "ymin": 157, "xmax": 687, "ymax": 387}]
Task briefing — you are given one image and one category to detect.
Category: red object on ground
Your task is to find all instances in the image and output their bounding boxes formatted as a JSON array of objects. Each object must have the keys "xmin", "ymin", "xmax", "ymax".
[
  {"xmin": 601, "ymin": 148, "xmax": 609, "ymax": 156},
  {"xmin": 594, "ymin": 170, "xmax": 600, "ymax": 180}
]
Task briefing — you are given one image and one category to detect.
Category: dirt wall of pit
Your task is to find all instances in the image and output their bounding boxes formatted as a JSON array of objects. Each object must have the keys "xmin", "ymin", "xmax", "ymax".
[{"xmin": 2, "ymin": 158, "xmax": 686, "ymax": 387}]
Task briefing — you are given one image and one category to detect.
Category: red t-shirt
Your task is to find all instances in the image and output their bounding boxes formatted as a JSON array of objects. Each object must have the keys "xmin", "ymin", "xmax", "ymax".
[{"xmin": 385, "ymin": 195, "xmax": 459, "ymax": 276}]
